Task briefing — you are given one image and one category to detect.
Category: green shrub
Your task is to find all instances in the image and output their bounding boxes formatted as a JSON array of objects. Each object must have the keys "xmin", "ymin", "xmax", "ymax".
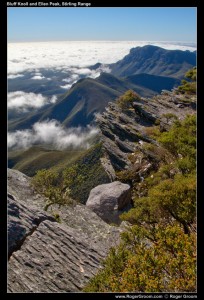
[
  {"xmin": 84, "ymin": 223, "xmax": 196, "ymax": 292},
  {"xmin": 32, "ymin": 143, "xmax": 110, "ymax": 206},
  {"xmin": 177, "ymin": 67, "xmax": 196, "ymax": 94},
  {"xmin": 158, "ymin": 115, "xmax": 196, "ymax": 158},
  {"xmin": 116, "ymin": 90, "xmax": 141, "ymax": 109},
  {"xmin": 84, "ymin": 112, "xmax": 196, "ymax": 292}
]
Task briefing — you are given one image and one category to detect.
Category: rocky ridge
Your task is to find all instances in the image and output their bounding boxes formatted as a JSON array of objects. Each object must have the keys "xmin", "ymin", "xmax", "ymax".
[
  {"xmin": 96, "ymin": 89, "xmax": 196, "ymax": 181},
  {"xmin": 8, "ymin": 86, "xmax": 196, "ymax": 292}
]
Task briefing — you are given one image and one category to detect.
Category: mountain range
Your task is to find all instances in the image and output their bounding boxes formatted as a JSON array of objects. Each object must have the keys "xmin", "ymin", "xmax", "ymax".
[
  {"xmin": 8, "ymin": 45, "xmax": 196, "ymax": 131},
  {"xmin": 110, "ymin": 45, "xmax": 196, "ymax": 78}
]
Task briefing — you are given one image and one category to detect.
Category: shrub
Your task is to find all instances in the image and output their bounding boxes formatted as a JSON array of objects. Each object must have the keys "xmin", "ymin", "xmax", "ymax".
[
  {"xmin": 177, "ymin": 67, "xmax": 196, "ymax": 94},
  {"xmin": 84, "ymin": 112, "xmax": 196, "ymax": 292},
  {"xmin": 116, "ymin": 90, "xmax": 141, "ymax": 109},
  {"xmin": 84, "ymin": 223, "xmax": 196, "ymax": 292},
  {"xmin": 31, "ymin": 169, "xmax": 73, "ymax": 210},
  {"xmin": 158, "ymin": 115, "xmax": 196, "ymax": 158}
]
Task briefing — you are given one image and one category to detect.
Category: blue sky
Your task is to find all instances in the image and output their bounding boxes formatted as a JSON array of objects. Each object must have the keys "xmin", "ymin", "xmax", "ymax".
[{"xmin": 8, "ymin": 7, "xmax": 196, "ymax": 42}]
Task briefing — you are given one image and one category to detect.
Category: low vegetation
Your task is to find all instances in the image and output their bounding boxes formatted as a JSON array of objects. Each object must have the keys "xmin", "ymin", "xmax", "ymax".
[
  {"xmin": 177, "ymin": 67, "xmax": 196, "ymax": 94},
  {"xmin": 31, "ymin": 143, "xmax": 110, "ymax": 208},
  {"xmin": 116, "ymin": 90, "xmax": 141, "ymax": 109},
  {"xmin": 30, "ymin": 78, "xmax": 196, "ymax": 292},
  {"xmin": 8, "ymin": 146, "xmax": 85, "ymax": 177},
  {"xmin": 84, "ymin": 113, "xmax": 196, "ymax": 292}
]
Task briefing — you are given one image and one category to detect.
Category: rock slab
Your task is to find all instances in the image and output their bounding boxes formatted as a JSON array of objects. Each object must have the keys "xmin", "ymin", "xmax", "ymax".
[{"xmin": 8, "ymin": 169, "xmax": 122, "ymax": 293}]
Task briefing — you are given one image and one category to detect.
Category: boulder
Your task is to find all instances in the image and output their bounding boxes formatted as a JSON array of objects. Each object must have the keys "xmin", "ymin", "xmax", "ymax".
[{"xmin": 86, "ymin": 181, "xmax": 131, "ymax": 224}]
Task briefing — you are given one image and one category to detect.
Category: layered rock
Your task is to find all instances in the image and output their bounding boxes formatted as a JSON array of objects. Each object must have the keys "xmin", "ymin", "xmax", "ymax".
[
  {"xmin": 7, "ymin": 168, "xmax": 45, "ymax": 210},
  {"xmin": 7, "ymin": 169, "xmax": 122, "ymax": 293},
  {"xmin": 86, "ymin": 181, "xmax": 131, "ymax": 224},
  {"xmin": 96, "ymin": 89, "xmax": 196, "ymax": 181},
  {"xmin": 8, "ymin": 194, "xmax": 55, "ymax": 258}
]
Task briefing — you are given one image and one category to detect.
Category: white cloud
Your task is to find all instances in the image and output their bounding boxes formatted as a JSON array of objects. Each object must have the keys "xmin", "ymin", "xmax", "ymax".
[
  {"xmin": 31, "ymin": 75, "xmax": 45, "ymax": 80},
  {"xmin": 60, "ymin": 84, "xmax": 72, "ymax": 89},
  {"xmin": 59, "ymin": 65, "xmax": 111, "ymax": 89},
  {"xmin": 8, "ymin": 74, "xmax": 24, "ymax": 79},
  {"xmin": 34, "ymin": 72, "xmax": 42, "ymax": 76},
  {"xmin": 8, "ymin": 91, "xmax": 57, "ymax": 112},
  {"xmin": 50, "ymin": 95, "xmax": 57, "ymax": 103},
  {"xmin": 8, "ymin": 120, "xmax": 99, "ymax": 150},
  {"xmin": 8, "ymin": 41, "xmax": 196, "ymax": 77},
  {"xmin": 62, "ymin": 74, "xmax": 79, "ymax": 83}
]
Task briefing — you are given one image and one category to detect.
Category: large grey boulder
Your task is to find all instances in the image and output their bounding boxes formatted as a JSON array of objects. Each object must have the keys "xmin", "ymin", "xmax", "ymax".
[{"xmin": 86, "ymin": 181, "xmax": 131, "ymax": 224}]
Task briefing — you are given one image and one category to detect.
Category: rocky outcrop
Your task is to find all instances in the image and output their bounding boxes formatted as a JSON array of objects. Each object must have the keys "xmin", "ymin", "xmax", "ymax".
[
  {"xmin": 8, "ymin": 194, "xmax": 55, "ymax": 258},
  {"xmin": 7, "ymin": 168, "xmax": 45, "ymax": 210},
  {"xmin": 8, "ymin": 169, "xmax": 122, "ymax": 293},
  {"xmin": 96, "ymin": 89, "xmax": 196, "ymax": 181},
  {"xmin": 8, "ymin": 85, "xmax": 197, "ymax": 292},
  {"xmin": 86, "ymin": 181, "xmax": 131, "ymax": 224}
]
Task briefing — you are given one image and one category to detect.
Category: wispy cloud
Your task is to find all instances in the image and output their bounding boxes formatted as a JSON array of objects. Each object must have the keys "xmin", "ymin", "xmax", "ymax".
[
  {"xmin": 8, "ymin": 91, "xmax": 57, "ymax": 112},
  {"xmin": 60, "ymin": 83, "xmax": 73, "ymax": 90},
  {"xmin": 8, "ymin": 74, "xmax": 24, "ymax": 79},
  {"xmin": 8, "ymin": 120, "xmax": 99, "ymax": 150},
  {"xmin": 59, "ymin": 65, "xmax": 111, "ymax": 89}
]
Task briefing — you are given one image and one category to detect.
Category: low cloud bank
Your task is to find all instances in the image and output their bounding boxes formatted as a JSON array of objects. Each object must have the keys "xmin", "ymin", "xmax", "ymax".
[
  {"xmin": 8, "ymin": 120, "xmax": 99, "ymax": 150},
  {"xmin": 8, "ymin": 91, "xmax": 57, "ymax": 112},
  {"xmin": 8, "ymin": 74, "xmax": 24, "ymax": 79}
]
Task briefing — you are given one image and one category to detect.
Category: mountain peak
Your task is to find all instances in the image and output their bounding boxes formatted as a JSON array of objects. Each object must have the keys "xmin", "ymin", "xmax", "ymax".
[{"xmin": 111, "ymin": 45, "xmax": 196, "ymax": 78}]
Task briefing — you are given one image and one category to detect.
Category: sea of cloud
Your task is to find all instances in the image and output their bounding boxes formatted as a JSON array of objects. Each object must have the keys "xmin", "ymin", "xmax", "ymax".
[
  {"xmin": 8, "ymin": 40, "xmax": 196, "ymax": 76},
  {"xmin": 8, "ymin": 41, "xmax": 196, "ymax": 150},
  {"xmin": 8, "ymin": 120, "xmax": 99, "ymax": 150},
  {"xmin": 8, "ymin": 41, "xmax": 196, "ymax": 97}
]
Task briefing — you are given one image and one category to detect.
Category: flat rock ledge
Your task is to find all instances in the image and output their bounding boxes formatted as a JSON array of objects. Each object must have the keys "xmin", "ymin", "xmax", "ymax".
[{"xmin": 8, "ymin": 169, "xmax": 122, "ymax": 293}]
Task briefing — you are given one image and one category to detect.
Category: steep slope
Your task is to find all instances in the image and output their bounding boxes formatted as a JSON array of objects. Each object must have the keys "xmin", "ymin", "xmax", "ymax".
[
  {"xmin": 111, "ymin": 45, "xmax": 196, "ymax": 78},
  {"xmin": 125, "ymin": 73, "xmax": 180, "ymax": 94},
  {"xmin": 8, "ymin": 143, "xmax": 111, "ymax": 204},
  {"xmin": 41, "ymin": 77, "xmax": 121, "ymax": 127},
  {"xmin": 8, "ymin": 146, "xmax": 86, "ymax": 177},
  {"xmin": 8, "ymin": 72, "xmax": 180, "ymax": 131},
  {"xmin": 8, "ymin": 77, "xmax": 120, "ymax": 131},
  {"xmin": 96, "ymin": 89, "xmax": 196, "ymax": 181}
]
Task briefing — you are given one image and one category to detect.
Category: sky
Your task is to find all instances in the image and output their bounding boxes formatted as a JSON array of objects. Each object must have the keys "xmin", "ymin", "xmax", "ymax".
[{"xmin": 8, "ymin": 7, "xmax": 196, "ymax": 42}]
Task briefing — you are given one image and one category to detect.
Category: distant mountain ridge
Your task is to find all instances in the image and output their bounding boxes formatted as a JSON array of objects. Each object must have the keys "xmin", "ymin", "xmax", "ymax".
[
  {"xmin": 8, "ymin": 45, "xmax": 196, "ymax": 131},
  {"xmin": 8, "ymin": 72, "xmax": 180, "ymax": 130},
  {"xmin": 110, "ymin": 45, "xmax": 196, "ymax": 78}
]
